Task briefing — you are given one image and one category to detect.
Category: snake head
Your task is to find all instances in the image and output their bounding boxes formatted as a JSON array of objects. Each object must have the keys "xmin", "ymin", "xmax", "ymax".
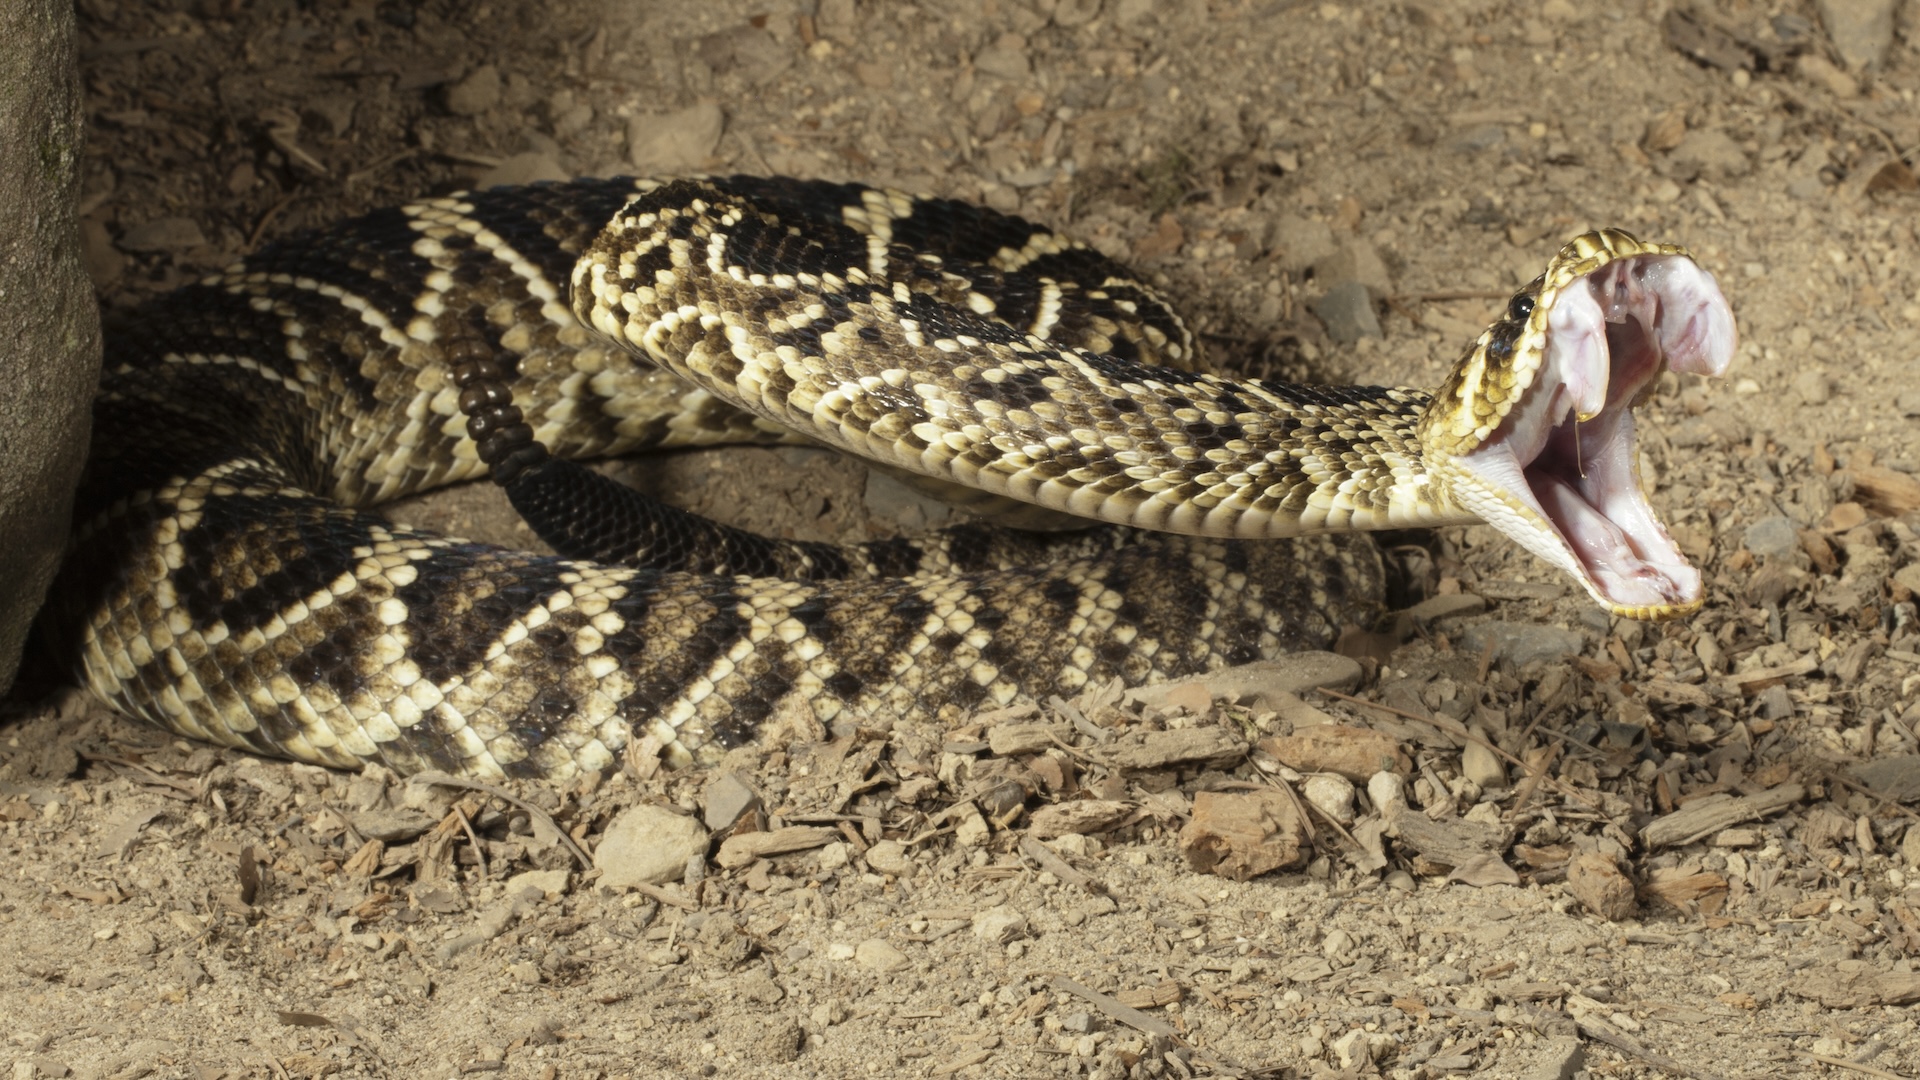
[{"xmin": 1421, "ymin": 229, "xmax": 1737, "ymax": 621}]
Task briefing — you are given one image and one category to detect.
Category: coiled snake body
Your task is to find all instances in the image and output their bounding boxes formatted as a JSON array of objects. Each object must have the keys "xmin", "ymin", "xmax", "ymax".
[{"xmin": 44, "ymin": 177, "xmax": 1735, "ymax": 781}]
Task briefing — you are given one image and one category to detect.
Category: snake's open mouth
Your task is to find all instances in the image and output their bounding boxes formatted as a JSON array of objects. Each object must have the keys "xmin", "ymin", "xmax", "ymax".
[{"xmin": 1457, "ymin": 255, "xmax": 1736, "ymax": 618}]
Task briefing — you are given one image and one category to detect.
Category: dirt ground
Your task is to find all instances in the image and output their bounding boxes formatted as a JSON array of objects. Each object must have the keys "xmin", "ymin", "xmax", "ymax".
[{"xmin": 5, "ymin": 0, "xmax": 1920, "ymax": 1077}]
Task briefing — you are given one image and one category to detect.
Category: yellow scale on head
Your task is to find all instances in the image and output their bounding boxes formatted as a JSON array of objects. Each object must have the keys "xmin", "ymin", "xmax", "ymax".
[{"xmin": 1419, "ymin": 228, "xmax": 1695, "ymax": 456}]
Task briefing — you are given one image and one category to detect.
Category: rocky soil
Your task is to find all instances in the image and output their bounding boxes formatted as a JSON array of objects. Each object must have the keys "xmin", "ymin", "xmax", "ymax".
[{"xmin": 4, "ymin": 0, "xmax": 1920, "ymax": 1077}]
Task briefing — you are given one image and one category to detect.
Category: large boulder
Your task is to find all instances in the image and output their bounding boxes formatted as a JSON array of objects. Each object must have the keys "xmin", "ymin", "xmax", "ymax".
[{"xmin": 0, "ymin": 0, "xmax": 99, "ymax": 695}]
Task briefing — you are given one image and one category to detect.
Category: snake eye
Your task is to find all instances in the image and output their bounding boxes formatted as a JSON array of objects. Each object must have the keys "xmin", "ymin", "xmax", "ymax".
[{"xmin": 1508, "ymin": 294, "xmax": 1535, "ymax": 322}]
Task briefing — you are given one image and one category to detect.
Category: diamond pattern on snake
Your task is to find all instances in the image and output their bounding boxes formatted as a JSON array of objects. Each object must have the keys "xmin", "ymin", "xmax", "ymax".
[{"xmin": 43, "ymin": 176, "xmax": 1736, "ymax": 781}]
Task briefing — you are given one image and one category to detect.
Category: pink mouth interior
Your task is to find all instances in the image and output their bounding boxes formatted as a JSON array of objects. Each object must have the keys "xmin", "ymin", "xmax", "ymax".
[{"xmin": 1459, "ymin": 255, "xmax": 1737, "ymax": 610}]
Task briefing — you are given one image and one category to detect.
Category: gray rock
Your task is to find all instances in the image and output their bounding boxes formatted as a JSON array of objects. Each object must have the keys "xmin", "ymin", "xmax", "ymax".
[
  {"xmin": 1450, "ymin": 124, "xmax": 1507, "ymax": 153},
  {"xmin": 1667, "ymin": 410, "xmax": 1750, "ymax": 447},
  {"xmin": 1784, "ymin": 148, "xmax": 1833, "ymax": 199},
  {"xmin": 444, "ymin": 64, "xmax": 502, "ymax": 116},
  {"xmin": 1459, "ymin": 621, "xmax": 1584, "ymax": 668},
  {"xmin": 702, "ymin": 770, "xmax": 762, "ymax": 831},
  {"xmin": 1792, "ymin": 369, "xmax": 1831, "ymax": 405},
  {"xmin": 552, "ymin": 101, "xmax": 594, "ymax": 138},
  {"xmin": 1665, "ymin": 128, "xmax": 1750, "ymax": 180},
  {"xmin": 303, "ymin": 95, "xmax": 356, "ymax": 137},
  {"xmin": 815, "ymin": 0, "xmax": 857, "ymax": 37},
  {"xmin": 350, "ymin": 807, "xmax": 436, "ymax": 842},
  {"xmin": 1461, "ymin": 731, "xmax": 1507, "ymax": 790},
  {"xmin": 476, "ymin": 152, "xmax": 569, "ymax": 188},
  {"xmin": 1894, "ymin": 562, "xmax": 1920, "ymax": 596},
  {"xmin": 504, "ymin": 868, "xmax": 569, "ymax": 900},
  {"xmin": 971, "ymin": 905, "xmax": 1029, "ymax": 943},
  {"xmin": 117, "ymin": 216, "xmax": 207, "ymax": 253},
  {"xmin": 854, "ymin": 937, "xmax": 911, "ymax": 972},
  {"xmin": 1052, "ymin": 0, "xmax": 1104, "ymax": 27},
  {"xmin": 1270, "ymin": 214, "xmax": 1336, "ymax": 274},
  {"xmin": 1528, "ymin": 1035, "xmax": 1585, "ymax": 1080},
  {"xmin": 863, "ymin": 839, "xmax": 915, "ymax": 876},
  {"xmin": 741, "ymin": 1015, "xmax": 802, "ymax": 1065},
  {"xmin": 1816, "ymin": 0, "xmax": 1896, "ymax": 70},
  {"xmin": 0, "ymin": 0, "xmax": 99, "ymax": 696},
  {"xmin": 1743, "ymin": 515, "xmax": 1800, "ymax": 558},
  {"xmin": 594, "ymin": 805, "xmax": 710, "ymax": 888},
  {"xmin": 1312, "ymin": 282, "xmax": 1382, "ymax": 343},
  {"xmin": 695, "ymin": 26, "xmax": 793, "ymax": 89},
  {"xmin": 1311, "ymin": 241, "xmax": 1394, "ymax": 298},
  {"xmin": 975, "ymin": 42, "xmax": 1032, "ymax": 81},
  {"xmin": 1302, "ymin": 773, "xmax": 1355, "ymax": 825},
  {"xmin": 1753, "ymin": 683, "xmax": 1794, "ymax": 721},
  {"xmin": 1849, "ymin": 754, "xmax": 1920, "ymax": 802},
  {"xmin": 627, "ymin": 103, "xmax": 724, "ymax": 173}
]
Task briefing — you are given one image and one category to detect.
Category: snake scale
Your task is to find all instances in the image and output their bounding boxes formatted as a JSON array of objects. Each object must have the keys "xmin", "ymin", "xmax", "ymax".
[{"xmin": 41, "ymin": 176, "xmax": 1735, "ymax": 781}]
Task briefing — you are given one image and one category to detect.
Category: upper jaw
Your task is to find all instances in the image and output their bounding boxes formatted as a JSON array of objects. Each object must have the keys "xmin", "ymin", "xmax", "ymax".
[{"xmin": 1449, "ymin": 252, "xmax": 1737, "ymax": 620}]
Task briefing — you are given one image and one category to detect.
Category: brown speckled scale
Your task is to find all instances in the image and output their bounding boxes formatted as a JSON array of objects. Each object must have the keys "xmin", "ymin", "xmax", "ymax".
[{"xmin": 46, "ymin": 177, "xmax": 1388, "ymax": 780}]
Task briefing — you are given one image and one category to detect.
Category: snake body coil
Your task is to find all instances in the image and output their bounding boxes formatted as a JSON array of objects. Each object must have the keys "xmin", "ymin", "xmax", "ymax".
[{"xmin": 44, "ymin": 177, "xmax": 1735, "ymax": 781}]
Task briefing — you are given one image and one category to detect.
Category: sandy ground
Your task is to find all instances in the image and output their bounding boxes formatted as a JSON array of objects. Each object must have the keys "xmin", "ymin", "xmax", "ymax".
[{"xmin": 5, "ymin": 0, "xmax": 1920, "ymax": 1077}]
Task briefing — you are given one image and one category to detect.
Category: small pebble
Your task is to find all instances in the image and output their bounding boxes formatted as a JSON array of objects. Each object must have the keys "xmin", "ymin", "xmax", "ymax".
[
  {"xmin": 854, "ymin": 938, "xmax": 910, "ymax": 973},
  {"xmin": 117, "ymin": 216, "xmax": 207, "ymax": 253},
  {"xmin": 1302, "ymin": 773, "xmax": 1356, "ymax": 825},
  {"xmin": 1459, "ymin": 621, "xmax": 1583, "ymax": 667},
  {"xmin": 863, "ymin": 839, "xmax": 915, "ymax": 876},
  {"xmin": 1460, "ymin": 735, "xmax": 1507, "ymax": 791},
  {"xmin": 444, "ymin": 64, "xmax": 502, "ymax": 116},
  {"xmin": 477, "ymin": 152, "xmax": 569, "ymax": 188},
  {"xmin": 627, "ymin": 102, "xmax": 724, "ymax": 172},
  {"xmin": 1792, "ymin": 370, "xmax": 1831, "ymax": 405},
  {"xmin": 1742, "ymin": 516, "xmax": 1800, "ymax": 558},
  {"xmin": 1311, "ymin": 281, "xmax": 1382, "ymax": 344},
  {"xmin": 701, "ymin": 770, "xmax": 762, "ymax": 831},
  {"xmin": 973, "ymin": 38, "xmax": 1031, "ymax": 81},
  {"xmin": 816, "ymin": 842, "xmax": 851, "ymax": 872},
  {"xmin": 1816, "ymin": 0, "xmax": 1896, "ymax": 69},
  {"xmin": 594, "ymin": 805, "xmax": 709, "ymax": 888},
  {"xmin": 971, "ymin": 905, "xmax": 1029, "ymax": 944},
  {"xmin": 1367, "ymin": 771, "xmax": 1407, "ymax": 816}
]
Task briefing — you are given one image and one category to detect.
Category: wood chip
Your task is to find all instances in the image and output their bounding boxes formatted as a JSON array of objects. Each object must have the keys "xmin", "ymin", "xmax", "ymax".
[
  {"xmin": 1851, "ymin": 463, "xmax": 1920, "ymax": 515},
  {"xmin": 1383, "ymin": 806, "xmax": 1509, "ymax": 870},
  {"xmin": 987, "ymin": 721, "xmax": 1071, "ymax": 756},
  {"xmin": 1256, "ymin": 726, "xmax": 1408, "ymax": 781},
  {"xmin": 1094, "ymin": 727, "xmax": 1246, "ymax": 771},
  {"xmin": 1565, "ymin": 852, "xmax": 1637, "ymax": 921},
  {"xmin": 1638, "ymin": 679, "xmax": 1716, "ymax": 708},
  {"xmin": 1641, "ymin": 871, "xmax": 1729, "ymax": 915},
  {"xmin": 1113, "ymin": 979, "xmax": 1183, "ymax": 1009},
  {"xmin": 1027, "ymin": 799, "xmax": 1133, "ymax": 839},
  {"xmin": 1177, "ymin": 788, "xmax": 1307, "ymax": 880},
  {"xmin": 1049, "ymin": 976, "xmax": 1176, "ymax": 1038},
  {"xmin": 1720, "ymin": 655, "xmax": 1818, "ymax": 693},
  {"xmin": 1641, "ymin": 784, "xmax": 1804, "ymax": 848},
  {"xmin": 1787, "ymin": 963, "xmax": 1920, "ymax": 1008},
  {"xmin": 715, "ymin": 825, "xmax": 840, "ymax": 869},
  {"xmin": 1018, "ymin": 834, "xmax": 1099, "ymax": 890}
]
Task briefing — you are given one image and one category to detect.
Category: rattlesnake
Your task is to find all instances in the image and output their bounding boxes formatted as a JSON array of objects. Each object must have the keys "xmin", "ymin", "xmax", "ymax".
[{"xmin": 43, "ymin": 177, "xmax": 1735, "ymax": 781}]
